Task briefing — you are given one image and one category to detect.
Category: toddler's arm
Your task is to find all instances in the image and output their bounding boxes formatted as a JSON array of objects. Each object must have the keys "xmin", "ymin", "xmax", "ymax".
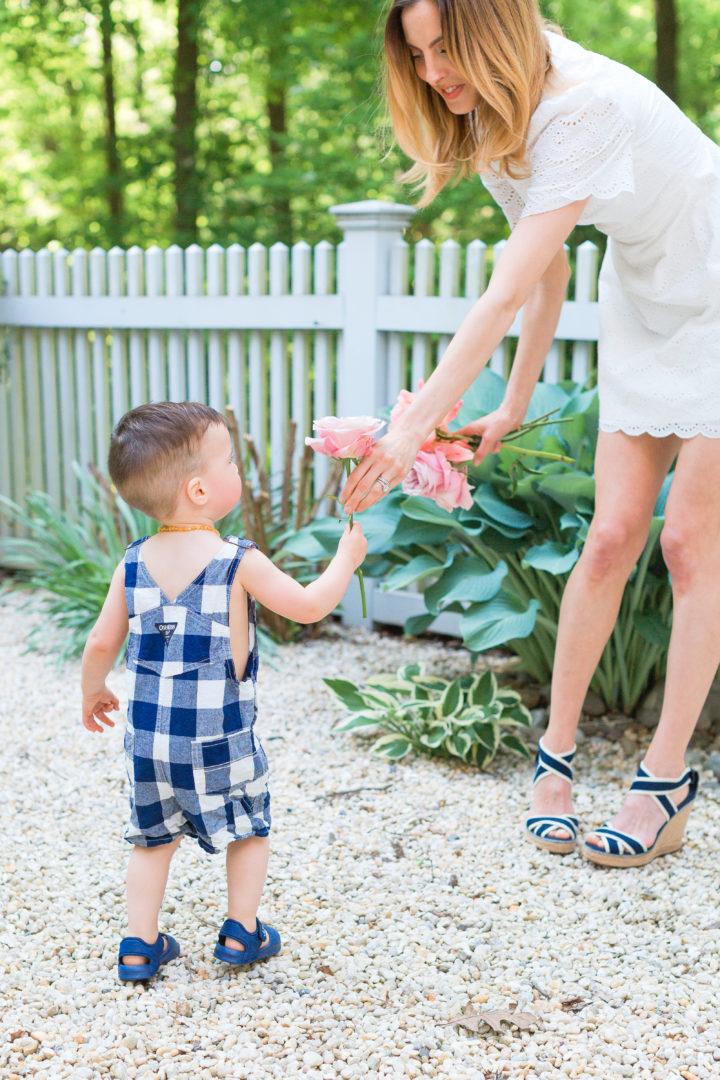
[
  {"xmin": 235, "ymin": 522, "xmax": 367, "ymax": 624},
  {"xmin": 81, "ymin": 561, "xmax": 129, "ymax": 733}
]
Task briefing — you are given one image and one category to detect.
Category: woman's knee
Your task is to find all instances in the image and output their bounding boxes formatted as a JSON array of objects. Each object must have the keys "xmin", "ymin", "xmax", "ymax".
[
  {"xmin": 660, "ymin": 522, "xmax": 706, "ymax": 586},
  {"xmin": 581, "ymin": 518, "xmax": 648, "ymax": 579}
]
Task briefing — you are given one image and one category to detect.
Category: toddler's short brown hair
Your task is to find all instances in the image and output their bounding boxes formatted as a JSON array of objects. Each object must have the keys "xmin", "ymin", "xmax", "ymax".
[{"xmin": 108, "ymin": 401, "xmax": 226, "ymax": 520}]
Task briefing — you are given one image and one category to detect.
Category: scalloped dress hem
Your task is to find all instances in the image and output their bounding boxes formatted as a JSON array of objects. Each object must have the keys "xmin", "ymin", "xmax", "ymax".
[{"xmin": 599, "ymin": 422, "xmax": 720, "ymax": 440}]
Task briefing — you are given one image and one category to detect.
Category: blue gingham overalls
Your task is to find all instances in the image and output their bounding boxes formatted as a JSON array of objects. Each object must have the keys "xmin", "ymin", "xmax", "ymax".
[{"xmin": 122, "ymin": 535, "xmax": 270, "ymax": 854}]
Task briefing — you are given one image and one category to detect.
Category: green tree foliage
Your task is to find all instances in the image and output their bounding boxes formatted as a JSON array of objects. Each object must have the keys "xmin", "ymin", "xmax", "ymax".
[{"xmin": 1, "ymin": 0, "xmax": 718, "ymax": 252}]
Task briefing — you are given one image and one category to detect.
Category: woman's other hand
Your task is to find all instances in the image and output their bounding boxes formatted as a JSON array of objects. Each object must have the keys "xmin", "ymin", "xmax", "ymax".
[{"xmin": 453, "ymin": 407, "xmax": 521, "ymax": 464}]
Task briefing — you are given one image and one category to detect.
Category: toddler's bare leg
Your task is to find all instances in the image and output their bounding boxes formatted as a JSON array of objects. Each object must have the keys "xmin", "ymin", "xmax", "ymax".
[
  {"xmin": 123, "ymin": 837, "xmax": 182, "ymax": 965},
  {"xmin": 224, "ymin": 835, "xmax": 270, "ymax": 950}
]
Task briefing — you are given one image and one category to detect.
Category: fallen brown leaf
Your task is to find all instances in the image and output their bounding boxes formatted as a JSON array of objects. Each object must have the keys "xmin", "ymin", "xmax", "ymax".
[
  {"xmin": 441, "ymin": 1003, "xmax": 537, "ymax": 1034},
  {"xmin": 318, "ymin": 964, "xmax": 333, "ymax": 975}
]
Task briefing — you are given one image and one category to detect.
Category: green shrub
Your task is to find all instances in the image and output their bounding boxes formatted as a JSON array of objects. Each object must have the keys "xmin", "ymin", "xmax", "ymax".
[
  {"xmin": 284, "ymin": 372, "xmax": 673, "ymax": 714},
  {"xmin": 0, "ymin": 465, "xmax": 152, "ymax": 661},
  {"xmin": 325, "ymin": 663, "xmax": 532, "ymax": 767}
]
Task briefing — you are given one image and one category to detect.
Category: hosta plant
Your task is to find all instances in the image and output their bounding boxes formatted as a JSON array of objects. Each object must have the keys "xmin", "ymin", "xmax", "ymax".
[{"xmin": 324, "ymin": 663, "xmax": 532, "ymax": 767}]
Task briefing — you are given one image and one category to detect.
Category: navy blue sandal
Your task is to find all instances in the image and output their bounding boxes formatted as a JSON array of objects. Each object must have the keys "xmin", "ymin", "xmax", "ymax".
[
  {"xmin": 214, "ymin": 918, "xmax": 281, "ymax": 966},
  {"xmin": 525, "ymin": 737, "xmax": 579, "ymax": 854},
  {"xmin": 583, "ymin": 762, "xmax": 699, "ymax": 868},
  {"xmin": 117, "ymin": 933, "xmax": 180, "ymax": 981}
]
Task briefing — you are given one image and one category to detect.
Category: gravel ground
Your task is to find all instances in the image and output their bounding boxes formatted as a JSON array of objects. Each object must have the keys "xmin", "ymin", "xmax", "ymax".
[{"xmin": 2, "ymin": 588, "xmax": 720, "ymax": 1080}]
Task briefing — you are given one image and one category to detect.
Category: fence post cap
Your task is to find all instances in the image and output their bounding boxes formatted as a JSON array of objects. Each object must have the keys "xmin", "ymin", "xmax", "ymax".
[{"xmin": 329, "ymin": 199, "xmax": 416, "ymax": 232}]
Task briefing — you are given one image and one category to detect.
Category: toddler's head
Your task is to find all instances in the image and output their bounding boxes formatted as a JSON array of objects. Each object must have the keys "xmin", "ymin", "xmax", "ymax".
[{"xmin": 108, "ymin": 401, "xmax": 228, "ymax": 521}]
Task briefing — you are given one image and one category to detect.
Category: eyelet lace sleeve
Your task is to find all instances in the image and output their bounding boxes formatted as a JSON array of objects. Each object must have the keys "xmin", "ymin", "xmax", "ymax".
[{"xmin": 520, "ymin": 89, "xmax": 635, "ymax": 219}]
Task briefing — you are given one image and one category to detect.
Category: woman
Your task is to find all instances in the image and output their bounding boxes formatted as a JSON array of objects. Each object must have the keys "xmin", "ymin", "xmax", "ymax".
[{"xmin": 341, "ymin": 0, "xmax": 720, "ymax": 867}]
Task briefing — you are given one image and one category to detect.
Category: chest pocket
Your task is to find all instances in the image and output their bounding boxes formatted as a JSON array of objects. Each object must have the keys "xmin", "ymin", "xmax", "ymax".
[{"xmin": 127, "ymin": 606, "xmax": 226, "ymax": 678}]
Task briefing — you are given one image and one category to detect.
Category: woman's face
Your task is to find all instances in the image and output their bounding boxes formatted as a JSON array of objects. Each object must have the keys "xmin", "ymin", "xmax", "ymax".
[{"xmin": 401, "ymin": 0, "xmax": 481, "ymax": 115}]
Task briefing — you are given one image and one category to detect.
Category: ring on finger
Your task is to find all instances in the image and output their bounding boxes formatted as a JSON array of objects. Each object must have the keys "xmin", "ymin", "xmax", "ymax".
[{"xmin": 375, "ymin": 476, "xmax": 390, "ymax": 493}]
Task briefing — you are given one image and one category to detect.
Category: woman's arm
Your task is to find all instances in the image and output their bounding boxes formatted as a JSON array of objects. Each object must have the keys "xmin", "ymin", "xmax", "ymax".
[
  {"xmin": 342, "ymin": 198, "xmax": 588, "ymax": 512},
  {"xmin": 457, "ymin": 245, "xmax": 572, "ymax": 458}
]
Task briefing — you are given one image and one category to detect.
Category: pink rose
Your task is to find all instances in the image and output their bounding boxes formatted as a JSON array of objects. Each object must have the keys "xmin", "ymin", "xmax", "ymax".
[
  {"xmin": 305, "ymin": 415, "xmax": 385, "ymax": 459},
  {"xmin": 402, "ymin": 448, "xmax": 474, "ymax": 512},
  {"xmin": 436, "ymin": 439, "xmax": 473, "ymax": 463}
]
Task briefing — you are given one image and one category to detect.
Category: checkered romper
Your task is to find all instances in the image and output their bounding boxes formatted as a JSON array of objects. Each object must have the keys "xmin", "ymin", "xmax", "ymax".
[{"xmin": 122, "ymin": 535, "xmax": 270, "ymax": 854}]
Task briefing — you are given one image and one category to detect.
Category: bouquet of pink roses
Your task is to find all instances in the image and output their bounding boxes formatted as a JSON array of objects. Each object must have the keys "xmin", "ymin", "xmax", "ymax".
[
  {"xmin": 305, "ymin": 399, "xmax": 573, "ymax": 614},
  {"xmin": 391, "ymin": 382, "xmax": 573, "ymax": 510}
]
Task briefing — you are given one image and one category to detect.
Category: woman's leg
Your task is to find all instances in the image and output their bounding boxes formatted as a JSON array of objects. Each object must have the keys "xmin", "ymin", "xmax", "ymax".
[
  {"xmin": 123, "ymin": 836, "xmax": 182, "ymax": 964},
  {"xmin": 586, "ymin": 433, "xmax": 720, "ymax": 849},
  {"xmin": 530, "ymin": 430, "xmax": 678, "ymax": 837}
]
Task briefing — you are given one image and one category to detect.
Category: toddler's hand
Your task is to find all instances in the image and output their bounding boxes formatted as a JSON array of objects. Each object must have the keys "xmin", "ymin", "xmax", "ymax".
[
  {"xmin": 338, "ymin": 521, "xmax": 367, "ymax": 569},
  {"xmin": 82, "ymin": 687, "xmax": 120, "ymax": 733}
]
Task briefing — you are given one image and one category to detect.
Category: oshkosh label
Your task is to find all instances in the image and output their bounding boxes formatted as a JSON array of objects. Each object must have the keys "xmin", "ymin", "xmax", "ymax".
[{"xmin": 155, "ymin": 621, "xmax": 178, "ymax": 645}]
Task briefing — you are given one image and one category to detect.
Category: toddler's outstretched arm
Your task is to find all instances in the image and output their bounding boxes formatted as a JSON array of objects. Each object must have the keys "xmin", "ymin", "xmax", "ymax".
[
  {"xmin": 81, "ymin": 562, "xmax": 129, "ymax": 732},
  {"xmin": 236, "ymin": 522, "xmax": 367, "ymax": 624}
]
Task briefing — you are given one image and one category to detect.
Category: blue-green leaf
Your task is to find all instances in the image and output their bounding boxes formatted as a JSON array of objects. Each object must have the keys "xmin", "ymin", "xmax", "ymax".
[
  {"xmin": 382, "ymin": 552, "xmax": 449, "ymax": 592},
  {"xmin": 474, "ymin": 485, "xmax": 535, "ymax": 533},
  {"xmin": 522, "ymin": 541, "xmax": 579, "ymax": 575},
  {"xmin": 538, "ymin": 473, "xmax": 595, "ymax": 514},
  {"xmin": 461, "ymin": 595, "xmax": 540, "ymax": 653},
  {"xmin": 424, "ymin": 558, "xmax": 507, "ymax": 614},
  {"xmin": 403, "ymin": 612, "xmax": 437, "ymax": 637}
]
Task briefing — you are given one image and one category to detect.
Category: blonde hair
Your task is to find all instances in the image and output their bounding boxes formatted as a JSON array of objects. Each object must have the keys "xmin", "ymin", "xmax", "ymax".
[
  {"xmin": 108, "ymin": 401, "xmax": 226, "ymax": 521},
  {"xmin": 384, "ymin": 0, "xmax": 552, "ymax": 205}
]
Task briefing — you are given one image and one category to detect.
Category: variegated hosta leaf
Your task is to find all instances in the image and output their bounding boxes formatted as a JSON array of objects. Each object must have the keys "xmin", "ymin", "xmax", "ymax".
[
  {"xmin": 333, "ymin": 713, "xmax": 386, "ymax": 732},
  {"xmin": 370, "ymin": 734, "xmax": 413, "ymax": 760}
]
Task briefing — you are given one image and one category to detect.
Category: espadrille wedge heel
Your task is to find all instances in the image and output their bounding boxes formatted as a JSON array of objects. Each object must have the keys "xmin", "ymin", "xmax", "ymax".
[
  {"xmin": 525, "ymin": 737, "xmax": 579, "ymax": 854},
  {"xmin": 583, "ymin": 762, "xmax": 699, "ymax": 868}
]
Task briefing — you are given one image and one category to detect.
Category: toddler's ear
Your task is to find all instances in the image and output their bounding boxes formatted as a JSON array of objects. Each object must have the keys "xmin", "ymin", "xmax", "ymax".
[{"xmin": 186, "ymin": 475, "xmax": 208, "ymax": 505}]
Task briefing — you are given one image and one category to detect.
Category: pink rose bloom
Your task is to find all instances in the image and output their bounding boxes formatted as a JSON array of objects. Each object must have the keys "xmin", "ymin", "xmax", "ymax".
[
  {"xmin": 305, "ymin": 415, "xmax": 385, "ymax": 459},
  {"xmin": 438, "ymin": 440, "xmax": 474, "ymax": 463},
  {"xmin": 402, "ymin": 448, "xmax": 474, "ymax": 512}
]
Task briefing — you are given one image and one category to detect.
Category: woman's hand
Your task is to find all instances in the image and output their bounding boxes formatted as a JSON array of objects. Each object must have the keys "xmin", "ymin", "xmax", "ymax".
[
  {"xmin": 454, "ymin": 407, "xmax": 522, "ymax": 465},
  {"xmin": 341, "ymin": 428, "xmax": 423, "ymax": 513}
]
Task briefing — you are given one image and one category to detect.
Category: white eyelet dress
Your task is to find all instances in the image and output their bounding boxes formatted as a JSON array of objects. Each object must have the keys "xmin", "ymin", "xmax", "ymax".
[{"xmin": 480, "ymin": 32, "xmax": 720, "ymax": 439}]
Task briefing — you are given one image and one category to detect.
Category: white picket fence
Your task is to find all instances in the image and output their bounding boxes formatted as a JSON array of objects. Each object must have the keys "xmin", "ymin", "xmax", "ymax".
[{"xmin": 0, "ymin": 199, "xmax": 600, "ymax": 621}]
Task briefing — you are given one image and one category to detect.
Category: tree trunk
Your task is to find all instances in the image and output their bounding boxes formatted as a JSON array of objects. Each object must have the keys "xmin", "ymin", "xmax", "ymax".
[
  {"xmin": 654, "ymin": 0, "xmax": 678, "ymax": 102},
  {"xmin": 173, "ymin": 0, "xmax": 202, "ymax": 246},
  {"xmin": 266, "ymin": 29, "xmax": 293, "ymax": 243},
  {"xmin": 98, "ymin": 0, "xmax": 124, "ymax": 244}
]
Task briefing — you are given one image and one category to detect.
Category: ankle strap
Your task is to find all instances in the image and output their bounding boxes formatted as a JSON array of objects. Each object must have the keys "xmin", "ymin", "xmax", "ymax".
[
  {"xmin": 533, "ymin": 737, "xmax": 576, "ymax": 786},
  {"xmin": 630, "ymin": 762, "xmax": 698, "ymax": 821}
]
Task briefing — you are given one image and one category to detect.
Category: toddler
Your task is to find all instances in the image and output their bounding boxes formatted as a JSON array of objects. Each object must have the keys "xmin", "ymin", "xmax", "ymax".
[{"xmin": 81, "ymin": 401, "xmax": 367, "ymax": 981}]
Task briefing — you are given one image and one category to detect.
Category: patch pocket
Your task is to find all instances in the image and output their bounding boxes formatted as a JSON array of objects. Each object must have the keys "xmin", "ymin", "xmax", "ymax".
[
  {"xmin": 128, "ymin": 607, "xmax": 218, "ymax": 678},
  {"xmin": 191, "ymin": 729, "xmax": 256, "ymax": 797}
]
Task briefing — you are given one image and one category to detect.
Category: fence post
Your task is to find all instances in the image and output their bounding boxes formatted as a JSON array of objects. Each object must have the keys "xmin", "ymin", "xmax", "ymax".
[{"xmin": 329, "ymin": 199, "xmax": 416, "ymax": 625}]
